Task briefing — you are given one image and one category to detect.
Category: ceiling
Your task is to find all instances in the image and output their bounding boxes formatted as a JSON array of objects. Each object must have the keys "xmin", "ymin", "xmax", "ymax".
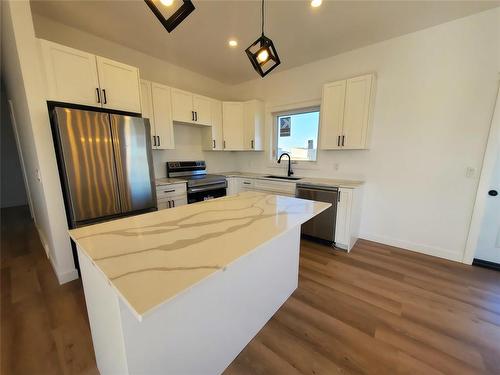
[{"xmin": 30, "ymin": 0, "xmax": 499, "ymax": 84}]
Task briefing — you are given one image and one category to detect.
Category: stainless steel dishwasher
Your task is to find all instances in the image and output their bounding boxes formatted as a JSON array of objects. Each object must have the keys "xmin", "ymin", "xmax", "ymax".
[{"xmin": 296, "ymin": 183, "xmax": 338, "ymax": 244}]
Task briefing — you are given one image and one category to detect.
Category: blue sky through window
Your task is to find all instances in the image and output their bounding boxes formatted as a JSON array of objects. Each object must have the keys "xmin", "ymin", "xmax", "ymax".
[{"xmin": 277, "ymin": 111, "xmax": 319, "ymax": 161}]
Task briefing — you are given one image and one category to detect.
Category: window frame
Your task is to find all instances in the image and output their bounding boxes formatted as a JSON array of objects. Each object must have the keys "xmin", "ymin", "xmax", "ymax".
[{"xmin": 272, "ymin": 106, "xmax": 321, "ymax": 163}]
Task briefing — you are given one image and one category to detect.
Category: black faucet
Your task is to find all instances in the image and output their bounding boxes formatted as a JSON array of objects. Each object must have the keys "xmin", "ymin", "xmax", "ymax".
[{"xmin": 277, "ymin": 152, "xmax": 294, "ymax": 177}]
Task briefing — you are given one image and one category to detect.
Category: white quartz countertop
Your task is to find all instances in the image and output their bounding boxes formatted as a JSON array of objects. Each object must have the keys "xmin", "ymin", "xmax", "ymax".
[
  {"xmin": 69, "ymin": 192, "xmax": 330, "ymax": 320},
  {"xmin": 220, "ymin": 172, "xmax": 364, "ymax": 189},
  {"xmin": 155, "ymin": 177, "xmax": 187, "ymax": 186}
]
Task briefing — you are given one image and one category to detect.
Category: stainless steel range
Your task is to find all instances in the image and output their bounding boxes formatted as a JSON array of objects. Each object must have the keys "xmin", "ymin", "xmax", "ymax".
[{"xmin": 166, "ymin": 161, "xmax": 227, "ymax": 204}]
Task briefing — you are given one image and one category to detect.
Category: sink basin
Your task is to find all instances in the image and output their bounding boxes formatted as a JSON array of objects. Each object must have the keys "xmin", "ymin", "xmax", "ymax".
[{"xmin": 264, "ymin": 175, "xmax": 302, "ymax": 181}]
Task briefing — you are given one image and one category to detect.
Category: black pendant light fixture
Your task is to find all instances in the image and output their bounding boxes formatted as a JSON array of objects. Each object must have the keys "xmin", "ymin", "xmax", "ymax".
[
  {"xmin": 144, "ymin": 0, "xmax": 195, "ymax": 33},
  {"xmin": 245, "ymin": 0, "xmax": 281, "ymax": 78}
]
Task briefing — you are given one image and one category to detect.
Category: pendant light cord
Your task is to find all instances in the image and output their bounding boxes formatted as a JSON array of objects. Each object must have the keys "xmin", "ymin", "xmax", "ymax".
[{"xmin": 261, "ymin": 0, "xmax": 265, "ymax": 36}]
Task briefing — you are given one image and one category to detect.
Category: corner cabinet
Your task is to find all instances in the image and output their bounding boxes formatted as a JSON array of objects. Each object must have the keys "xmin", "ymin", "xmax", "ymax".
[
  {"xmin": 222, "ymin": 100, "xmax": 264, "ymax": 151},
  {"xmin": 140, "ymin": 80, "xmax": 174, "ymax": 150},
  {"xmin": 320, "ymin": 74, "xmax": 376, "ymax": 150},
  {"xmin": 335, "ymin": 187, "xmax": 363, "ymax": 252},
  {"xmin": 39, "ymin": 39, "xmax": 142, "ymax": 113},
  {"xmin": 171, "ymin": 89, "xmax": 212, "ymax": 126}
]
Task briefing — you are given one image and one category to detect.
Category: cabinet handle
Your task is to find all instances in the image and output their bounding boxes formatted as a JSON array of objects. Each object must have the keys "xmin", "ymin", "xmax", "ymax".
[
  {"xmin": 191, "ymin": 111, "xmax": 194, "ymax": 121},
  {"xmin": 213, "ymin": 140, "xmax": 216, "ymax": 148},
  {"xmin": 342, "ymin": 135, "xmax": 345, "ymax": 146},
  {"xmin": 96, "ymin": 88, "xmax": 101, "ymax": 103},
  {"xmin": 223, "ymin": 140, "xmax": 226, "ymax": 149},
  {"xmin": 167, "ymin": 200, "xmax": 171, "ymax": 208},
  {"xmin": 102, "ymin": 89, "xmax": 107, "ymax": 104},
  {"xmin": 172, "ymin": 200, "xmax": 175, "ymax": 208},
  {"xmin": 157, "ymin": 136, "xmax": 161, "ymax": 147},
  {"xmin": 243, "ymin": 182, "xmax": 251, "ymax": 185},
  {"xmin": 337, "ymin": 136, "xmax": 340, "ymax": 147},
  {"xmin": 251, "ymin": 140, "xmax": 254, "ymax": 149},
  {"xmin": 163, "ymin": 189, "xmax": 175, "ymax": 193},
  {"xmin": 195, "ymin": 111, "xmax": 198, "ymax": 121},
  {"xmin": 153, "ymin": 136, "xmax": 157, "ymax": 147}
]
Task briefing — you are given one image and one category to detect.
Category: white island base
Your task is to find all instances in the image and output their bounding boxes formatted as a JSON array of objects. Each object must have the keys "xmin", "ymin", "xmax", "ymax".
[{"xmin": 78, "ymin": 226, "xmax": 301, "ymax": 375}]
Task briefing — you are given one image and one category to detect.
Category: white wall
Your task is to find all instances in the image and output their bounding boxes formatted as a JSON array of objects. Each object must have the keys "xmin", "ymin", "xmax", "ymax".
[
  {"xmin": 1, "ymin": 0, "xmax": 78, "ymax": 282},
  {"xmin": 229, "ymin": 8, "xmax": 500, "ymax": 262}
]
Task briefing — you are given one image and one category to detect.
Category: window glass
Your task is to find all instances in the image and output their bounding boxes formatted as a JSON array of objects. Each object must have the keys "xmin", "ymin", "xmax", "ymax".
[{"xmin": 276, "ymin": 110, "xmax": 319, "ymax": 161}]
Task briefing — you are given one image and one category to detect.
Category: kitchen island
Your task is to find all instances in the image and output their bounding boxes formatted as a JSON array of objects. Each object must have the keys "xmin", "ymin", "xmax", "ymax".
[{"xmin": 69, "ymin": 191, "xmax": 330, "ymax": 375}]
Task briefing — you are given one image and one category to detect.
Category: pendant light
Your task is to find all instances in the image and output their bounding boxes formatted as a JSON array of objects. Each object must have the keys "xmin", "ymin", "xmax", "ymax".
[
  {"xmin": 144, "ymin": 0, "xmax": 195, "ymax": 33},
  {"xmin": 245, "ymin": 0, "xmax": 281, "ymax": 78}
]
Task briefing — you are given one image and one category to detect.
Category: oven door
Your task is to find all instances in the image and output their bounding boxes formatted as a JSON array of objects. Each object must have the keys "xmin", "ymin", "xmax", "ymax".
[{"xmin": 187, "ymin": 182, "xmax": 227, "ymax": 204}]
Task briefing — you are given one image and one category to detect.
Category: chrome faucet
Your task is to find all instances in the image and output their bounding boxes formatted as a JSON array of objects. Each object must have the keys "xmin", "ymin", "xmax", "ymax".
[{"xmin": 277, "ymin": 152, "xmax": 294, "ymax": 177}]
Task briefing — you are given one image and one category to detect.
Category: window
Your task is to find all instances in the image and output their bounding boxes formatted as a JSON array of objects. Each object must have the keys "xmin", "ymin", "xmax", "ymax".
[{"xmin": 275, "ymin": 109, "xmax": 319, "ymax": 161}]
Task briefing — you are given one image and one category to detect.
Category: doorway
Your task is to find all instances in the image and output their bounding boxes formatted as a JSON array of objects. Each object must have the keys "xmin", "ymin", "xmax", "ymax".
[{"xmin": 464, "ymin": 86, "xmax": 500, "ymax": 270}]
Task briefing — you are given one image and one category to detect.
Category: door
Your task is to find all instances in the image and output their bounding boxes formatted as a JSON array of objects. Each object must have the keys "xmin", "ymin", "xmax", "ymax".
[
  {"xmin": 193, "ymin": 95, "xmax": 212, "ymax": 126},
  {"xmin": 342, "ymin": 74, "xmax": 373, "ymax": 149},
  {"xmin": 96, "ymin": 56, "xmax": 142, "ymax": 113},
  {"xmin": 151, "ymin": 83, "xmax": 175, "ymax": 149},
  {"xmin": 110, "ymin": 115, "xmax": 156, "ymax": 213},
  {"xmin": 171, "ymin": 89, "xmax": 194, "ymax": 123},
  {"xmin": 223, "ymin": 102, "xmax": 244, "ymax": 150},
  {"xmin": 140, "ymin": 80, "xmax": 157, "ymax": 148},
  {"xmin": 54, "ymin": 108, "xmax": 121, "ymax": 223},
  {"xmin": 475, "ymin": 152, "xmax": 500, "ymax": 263},
  {"xmin": 319, "ymin": 80, "xmax": 346, "ymax": 149},
  {"xmin": 40, "ymin": 40, "xmax": 100, "ymax": 107}
]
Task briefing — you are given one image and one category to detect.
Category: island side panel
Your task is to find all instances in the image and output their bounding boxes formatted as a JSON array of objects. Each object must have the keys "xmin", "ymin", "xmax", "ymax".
[
  {"xmin": 77, "ymin": 246, "xmax": 129, "ymax": 375},
  {"xmin": 119, "ymin": 226, "xmax": 301, "ymax": 375}
]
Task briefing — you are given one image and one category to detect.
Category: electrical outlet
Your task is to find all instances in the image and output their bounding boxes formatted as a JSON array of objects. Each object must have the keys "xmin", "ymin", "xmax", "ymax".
[{"xmin": 466, "ymin": 167, "xmax": 476, "ymax": 178}]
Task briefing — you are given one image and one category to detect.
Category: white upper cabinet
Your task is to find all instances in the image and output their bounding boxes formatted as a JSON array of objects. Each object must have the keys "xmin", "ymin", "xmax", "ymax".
[
  {"xmin": 202, "ymin": 100, "xmax": 224, "ymax": 150},
  {"xmin": 140, "ymin": 80, "xmax": 156, "ymax": 146},
  {"xmin": 39, "ymin": 39, "xmax": 142, "ymax": 113},
  {"xmin": 171, "ymin": 89, "xmax": 194, "ymax": 123},
  {"xmin": 96, "ymin": 56, "xmax": 141, "ymax": 113},
  {"xmin": 140, "ymin": 80, "xmax": 174, "ymax": 150},
  {"xmin": 40, "ymin": 39, "xmax": 101, "ymax": 107},
  {"xmin": 171, "ymin": 89, "xmax": 212, "ymax": 126},
  {"xmin": 151, "ymin": 83, "xmax": 174, "ymax": 150},
  {"xmin": 243, "ymin": 100, "xmax": 265, "ymax": 151},
  {"xmin": 222, "ymin": 100, "xmax": 264, "ymax": 151},
  {"xmin": 193, "ymin": 95, "xmax": 212, "ymax": 126},
  {"xmin": 320, "ymin": 73, "xmax": 376, "ymax": 150},
  {"xmin": 222, "ymin": 102, "xmax": 244, "ymax": 150},
  {"xmin": 319, "ymin": 80, "xmax": 346, "ymax": 150}
]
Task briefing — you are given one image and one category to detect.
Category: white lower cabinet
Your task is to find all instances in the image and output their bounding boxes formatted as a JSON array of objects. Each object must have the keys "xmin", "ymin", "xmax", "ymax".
[
  {"xmin": 156, "ymin": 183, "xmax": 187, "ymax": 210},
  {"xmin": 335, "ymin": 187, "xmax": 362, "ymax": 252},
  {"xmin": 226, "ymin": 177, "xmax": 240, "ymax": 196},
  {"xmin": 226, "ymin": 177, "xmax": 296, "ymax": 197}
]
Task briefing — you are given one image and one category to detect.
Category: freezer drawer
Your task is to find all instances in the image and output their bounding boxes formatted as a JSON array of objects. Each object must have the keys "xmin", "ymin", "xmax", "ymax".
[{"xmin": 296, "ymin": 185, "xmax": 338, "ymax": 243}]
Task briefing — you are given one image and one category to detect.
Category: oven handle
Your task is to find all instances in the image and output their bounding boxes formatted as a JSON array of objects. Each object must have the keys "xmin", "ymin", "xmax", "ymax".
[{"xmin": 188, "ymin": 182, "xmax": 227, "ymax": 194}]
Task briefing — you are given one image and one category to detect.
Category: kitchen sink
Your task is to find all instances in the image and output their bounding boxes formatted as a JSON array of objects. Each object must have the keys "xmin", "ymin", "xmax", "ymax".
[{"xmin": 264, "ymin": 175, "xmax": 302, "ymax": 181}]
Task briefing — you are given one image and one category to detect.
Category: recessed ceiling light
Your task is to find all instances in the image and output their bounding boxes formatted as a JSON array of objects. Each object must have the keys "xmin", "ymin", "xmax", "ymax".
[
  {"xmin": 160, "ymin": 0, "xmax": 174, "ymax": 6},
  {"xmin": 311, "ymin": 0, "xmax": 322, "ymax": 7},
  {"xmin": 228, "ymin": 40, "xmax": 238, "ymax": 47}
]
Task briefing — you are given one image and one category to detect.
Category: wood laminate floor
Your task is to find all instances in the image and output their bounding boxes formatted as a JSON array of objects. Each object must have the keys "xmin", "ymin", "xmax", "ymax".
[{"xmin": 1, "ymin": 205, "xmax": 499, "ymax": 374}]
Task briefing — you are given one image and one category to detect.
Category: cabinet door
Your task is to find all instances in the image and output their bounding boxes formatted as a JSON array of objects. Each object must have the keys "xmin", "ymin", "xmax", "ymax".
[
  {"xmin": 172, "ymin": 195, "xmax": 188, "ymax": 208},
  {"xmin": 140, "ymin": 80, "xmax": 157, "ymax": 149},
  {"xmin": 193, "ymin": 95, "xmax": 212, "ymax": 126},
  {"xmin": 342, "ymin": 74, "xmax": 373, "ymax": 149},
  {"xmin": 335, "ymin": 188, "xmax": 352, "ymax": 247},
  {"xmin": 96, "ymin": 56, "xmax": 141, "ymax": 113},
  {"xmin": 202, "ymin": 100, "xmax": 223, "ymax": 150},
  {"xmin": 226, "ymin": 178, "xmax": 239, "ymax": 195},
  {"xmin": 151, "ymin": 83, "xmax": 175, "ymax": 149},
  {"xmin": 243, "ymin": 100, "xmax": 264, "ymax": 151},
  {"xmin": 40, "ymin": 40, "xmax": 100, "ymax": 107},
  {"xmin": 171, "ymin": 89, "xmax": 194, "ymax": 123},
  {"xmin": 319, "ymin": 80, "xmax": 346, "ymax": 150},
  {"xmin": 222, "ymin": 102, "xmax": 244, "ymax": 150}
]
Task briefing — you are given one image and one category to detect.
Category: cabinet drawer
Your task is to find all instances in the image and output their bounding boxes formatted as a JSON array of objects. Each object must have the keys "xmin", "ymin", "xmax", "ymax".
[
  {"xmin": 238, "ymin": 178, "xmax": 254, "ymax": 190},
  {"xmin": 253, "ymin": 179, "xmax": 296, "ymax": 195},
  {"xmin": 156, "ymin": 183, "xmax": 186, "ymax": 199}
]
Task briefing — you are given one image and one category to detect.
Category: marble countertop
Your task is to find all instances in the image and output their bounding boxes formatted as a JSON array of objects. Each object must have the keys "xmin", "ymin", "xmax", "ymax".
[
  {"xmin": 220, "ymin": 172, "xmax": 364, "ymax": 189},
  {"xmin": 155, "ymin": 177, "xmax": 187, "ymax": 186},
  {"xmin": 69, "ymin": 192, "xmax": 330, "ymax": 320}
]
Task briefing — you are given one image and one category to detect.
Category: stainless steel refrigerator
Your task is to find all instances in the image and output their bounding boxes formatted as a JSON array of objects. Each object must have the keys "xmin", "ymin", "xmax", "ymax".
[{"xmin": 51, "ymin": 106, "xmax": 157, "ymax": 228}]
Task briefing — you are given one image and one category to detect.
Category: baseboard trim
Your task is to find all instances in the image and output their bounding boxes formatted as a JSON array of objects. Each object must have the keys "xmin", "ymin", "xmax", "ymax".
[
  {"xmin": 358, "ymin": 233, "xmax": 463, "ymax": 262},
  {"xmin": 472, "ymin": 258, "xmax": 500, "ymax": 272}
]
